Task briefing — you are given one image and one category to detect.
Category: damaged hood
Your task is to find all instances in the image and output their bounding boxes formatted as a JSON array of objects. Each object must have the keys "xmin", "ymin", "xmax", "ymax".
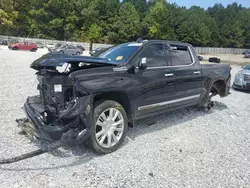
[{"xmin": 30, "ymin": 53, "xmax": 118, "ymax": 70}]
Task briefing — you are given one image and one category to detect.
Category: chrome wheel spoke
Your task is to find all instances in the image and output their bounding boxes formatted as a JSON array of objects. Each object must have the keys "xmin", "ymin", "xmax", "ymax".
[
  {"xmin": 96, "ymin": 130, "xmax": 104, "ymax": 138},
  {"xmin": 99, "ymin": 134, "xmax": 106, "ymax": 144},
  {"xmin": 113, "ymin": 127, "xmax": 123, "ymax": 133},
  {"xmin": 96, "ymin": 120, "xmax": 106, "ymax": 127},
  {"xmin": 112, "ymin": 119, "xmax": 123, "ymax": 127},
  {"xmin": 109, "ymin": 108, "xmax": 114, "ymax": 120},
  {"xmin": 111, "ymin": 132, "xmax": 118, "ymax": 142},
  {"xmin": 112, "ymin": 111, "xmax": 119, "ymax": 121},
  {"xmin": 100, "ymin": 112, "xmax": 107, "ymax": 121},
  {"xmin": 107, "ymin": 133, "xmax": 112, "ymax": 147}
]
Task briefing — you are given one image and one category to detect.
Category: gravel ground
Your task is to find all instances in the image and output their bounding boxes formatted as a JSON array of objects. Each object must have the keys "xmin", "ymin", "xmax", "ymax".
[{"xmin": 0, "ymin": 47, "xmax": 250, "ymax": 188}]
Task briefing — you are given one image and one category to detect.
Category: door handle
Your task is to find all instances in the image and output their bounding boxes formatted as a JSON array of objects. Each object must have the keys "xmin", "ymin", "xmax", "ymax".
[
  {"xmin": 165, "ymin": 73, "xmax": 174, "ymax": 77},
  {"xmin": 194, "ymin": 71, "xmax": 201, "ymax": 74}
]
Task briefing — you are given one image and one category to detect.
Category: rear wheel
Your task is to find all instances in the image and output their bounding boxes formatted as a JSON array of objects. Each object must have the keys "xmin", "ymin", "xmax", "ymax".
[
  {"xmin": 30, "ymin": 48, "xmax": 37, "ymax": 52},
  {"xmin": 59, "ymin": 50, "xmax": 64, "ymax": 54},
  {"xmin": 86, "ymin": 100, "xmax": 128, "ymax": 154},
  {"xmin": 76, "ymin": 51, "xmax": 80, "ymax": 56}
]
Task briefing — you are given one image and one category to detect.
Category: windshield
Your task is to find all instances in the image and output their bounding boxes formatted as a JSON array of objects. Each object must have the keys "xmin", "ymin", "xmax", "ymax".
[{"xmin": 97, "ymin": 43, "xmax": 141, "ymax": 64}]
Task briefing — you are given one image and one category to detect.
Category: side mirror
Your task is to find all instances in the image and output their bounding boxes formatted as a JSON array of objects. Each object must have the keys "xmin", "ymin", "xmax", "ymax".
[{"xmin": 139, "ymin": 57, "xmax": 147, "ymax": 70}]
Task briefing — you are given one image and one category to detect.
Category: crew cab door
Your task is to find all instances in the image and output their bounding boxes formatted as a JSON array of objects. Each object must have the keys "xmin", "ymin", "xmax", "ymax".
[
  {"xmin": 168, "ymin": 44, "xmax": 202, "ymax": 106},
  {"xmin": 132, "ymin": 42, "xmax": 176, "ymax": 119}
]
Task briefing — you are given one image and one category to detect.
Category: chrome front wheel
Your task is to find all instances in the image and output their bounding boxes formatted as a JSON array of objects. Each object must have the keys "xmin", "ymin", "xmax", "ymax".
[
  {"xmin": 86, "ymin": 100, "xmax": 128, "ymax": 154},
  {"xmin": 95, "ymin": 108, "xmax": 124, "ymax": 148}
]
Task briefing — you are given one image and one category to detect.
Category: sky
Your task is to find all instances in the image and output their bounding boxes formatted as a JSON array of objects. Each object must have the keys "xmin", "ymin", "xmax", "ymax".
[{"xmin": 167, "ymin": 0, "xmax": 250, "ymax": 9}]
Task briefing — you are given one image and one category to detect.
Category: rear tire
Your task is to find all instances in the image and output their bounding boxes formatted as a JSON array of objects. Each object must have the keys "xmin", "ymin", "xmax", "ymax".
[
  {"xmin": 85, "ymin": 100, "xmax": 128, "ymax": 154},
  {"xmin": 59, "ymin": 50, "xmax": 64, "ymax": 54},
  {"xmin": 30, "ymin": 48, "xmax": 37, "ymax": 52},
  {"xmin": 76, "ymin": 52, "xmax": 80, "ymax": 56}
]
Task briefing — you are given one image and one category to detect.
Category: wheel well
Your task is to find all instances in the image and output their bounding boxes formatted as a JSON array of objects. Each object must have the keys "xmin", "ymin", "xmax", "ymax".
[
  {"xmin": 94, "ymin": 93, "xmax": 133, "ymax": 126},
  {"xmin": 211, "ymin": 79, "xmax": 226, "ymax": 97}
]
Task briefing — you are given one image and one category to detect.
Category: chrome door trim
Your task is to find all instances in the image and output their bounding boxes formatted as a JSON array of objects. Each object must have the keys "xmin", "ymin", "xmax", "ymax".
[
  {"xmin": 138, "ymin": 94, "xmax": 200, "ymax": 111},
  {"xmin": 165, "ymin": 73, "xmax": 174, "ymax": 77}
]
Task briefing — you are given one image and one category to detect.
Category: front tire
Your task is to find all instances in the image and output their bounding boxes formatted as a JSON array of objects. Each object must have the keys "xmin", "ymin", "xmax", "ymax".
[
  {"xmin": 86, "ymin": 100, "xmax": 128, "ymax": 154},
  {"xmin": 30, "ymin": 48, "xmax": 37, "ymax": 52},
  {"xmin": 59, "ymin": 50, "xmax": 64, "ymax": 54}
]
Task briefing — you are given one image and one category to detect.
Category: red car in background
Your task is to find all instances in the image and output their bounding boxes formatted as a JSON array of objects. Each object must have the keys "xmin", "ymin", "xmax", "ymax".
[{"xmin": 8, "ymin": 42, "xmax": 38, "ymax": 52}]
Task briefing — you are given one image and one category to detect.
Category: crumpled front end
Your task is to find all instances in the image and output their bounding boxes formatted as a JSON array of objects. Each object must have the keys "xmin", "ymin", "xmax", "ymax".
[{"xmin": 18, "ymin": 93, "xmax": 93, "ymax": 146}]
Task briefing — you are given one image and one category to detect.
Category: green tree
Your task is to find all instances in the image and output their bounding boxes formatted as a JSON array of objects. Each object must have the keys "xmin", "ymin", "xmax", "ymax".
[
  {"xmin": 107, "ymin": 2, "xmax": 140, "ymax": 43},
  {"xmin": 1, "ymin": 0, "xmax": 250, "ymax": 47},
  {"xmin": 123, "ymin": 0, "xmax": 148, "ymax": 17},
  {"xmin": 143, "ymin": 1, "xmax": 175, "ymax": 40},
  {"xmin": 87, "ymin": 23, "xmax": 102, "ymax": 43},
  {"xmin": 0, "ymin": 0, "xmax": 18, "ymax": 35}
]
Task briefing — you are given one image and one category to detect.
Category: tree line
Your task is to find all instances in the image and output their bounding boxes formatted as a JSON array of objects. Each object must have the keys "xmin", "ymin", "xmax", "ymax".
[{"xmin": 0, "ymin": 0, "xmax": 250, "ymax": 48}]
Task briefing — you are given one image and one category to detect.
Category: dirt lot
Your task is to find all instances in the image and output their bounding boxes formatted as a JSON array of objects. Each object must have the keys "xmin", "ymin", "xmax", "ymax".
[{"xmin": 0, "ymin": 47, "xmax": 250, "ymax": 188}]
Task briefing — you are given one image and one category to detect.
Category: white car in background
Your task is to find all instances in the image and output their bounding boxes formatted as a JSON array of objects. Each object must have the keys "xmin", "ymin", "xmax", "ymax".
[
  {"xmin": 47, "ymin": 43, "xmax": 55, "ymax": 49},
  {"xmin": 53, "ymin": 44, "xmax": 83, "ymax": 56}
]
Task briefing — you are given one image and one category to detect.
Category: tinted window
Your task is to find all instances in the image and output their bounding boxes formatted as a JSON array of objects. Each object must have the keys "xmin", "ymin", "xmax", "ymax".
[
  {"xmin": 98, "ymin": 44, "xmax": 140, "ymax": 64},
  {"xmin": 140, "ymin": 44, "xmax": 167, "ymax": 67},
  {"xmin": 56, "ymin": 43, "xmax": 62, "ymax": 47},
  {"xmin": 169, "ymin": 45, "xmax": 193, "ymax": 66},
  {"xmin": 68, "ymin": 45, "xmax": 76, "ymax": 49}
]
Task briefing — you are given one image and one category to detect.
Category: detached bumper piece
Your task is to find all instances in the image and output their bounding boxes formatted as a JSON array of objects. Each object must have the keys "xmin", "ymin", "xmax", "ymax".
[{"xmin": 20, "ymin": 96, "xmax": 93, "ymax": 146}]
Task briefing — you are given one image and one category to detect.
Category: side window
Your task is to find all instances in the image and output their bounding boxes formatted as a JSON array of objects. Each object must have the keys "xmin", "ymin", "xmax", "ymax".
[
  {"xmin": 68, "ymin": 45, "xmax": 76, "ymax": 49},
  {"xmin": 141, "ymin": 44, "xmax": 168, "ymax": 67},
  {"xmin": 169, "ymin": 44, "xmax": 193, "ymax": 66}
]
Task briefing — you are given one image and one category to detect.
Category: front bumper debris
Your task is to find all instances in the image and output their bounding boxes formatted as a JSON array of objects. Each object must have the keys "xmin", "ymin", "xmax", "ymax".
[{"xmin": 18, "ymin": 95, "xmax": 93, "ymax": 146}]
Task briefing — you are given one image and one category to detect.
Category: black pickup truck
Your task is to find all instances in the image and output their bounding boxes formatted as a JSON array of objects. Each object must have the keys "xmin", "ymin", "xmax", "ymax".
[{"xmin": 18, "ymin": 40, "xmax": 231, "ymax": 154}]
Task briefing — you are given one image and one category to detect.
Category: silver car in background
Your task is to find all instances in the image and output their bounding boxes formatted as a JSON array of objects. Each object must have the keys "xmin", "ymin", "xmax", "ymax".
[
  {"xmin": 233, "ymin": 64, "xmax": 250, "ymax": 91},
  {"xmin": 53, "ymin": 44, "xmax": 83, "ymax": 56}
]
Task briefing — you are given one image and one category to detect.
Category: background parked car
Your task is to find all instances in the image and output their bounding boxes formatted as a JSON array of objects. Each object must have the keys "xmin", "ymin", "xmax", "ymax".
[
  {"xmin": 48, "ymin": 43, "xmax": 64, "ymax": 52},
  {"xmin": 244, "ymin": 52, "xmax": 250, "ymax": 58},
  {"xmin": 0, "ymin": 39, "xmax": 8, "ymax": 45},
  {"xmin": 233, "ymin": 64, "xmax": 250, "ymax": 91},
  {"xmin": 53, "ymin": 44, "xmax": 83, "ymax": 55},
  {"xmin": 89, "ymin": 47, "xmax": 108, "ymax": 56},
  {"xmin": 76, "ymin": 44, "xmax": 85, "ymax": 51},
  {"xmin": 209, "ymin": 57, "xmax": 221, "ymax": 63},
  {"xmin": 242, "ymin": 50, "xmax": 250, "ymax": 55},
  {"xmin": 47, "ymin": 43, "xmax": 55, "ymax": 49},
  {"xmin": 8, "ymin": 39, "xmax": 19, "ymax": 45},
  {"xmin": 198, "ymin": 55, "xmax": 204, "ymax": 61},
  {"xmin": 36, "ymin": 42, "xmax": 44, "ymax": 48},
  {"xmin": 8, "ymin": 42, "xmax": 38, "ymax": 51}
]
